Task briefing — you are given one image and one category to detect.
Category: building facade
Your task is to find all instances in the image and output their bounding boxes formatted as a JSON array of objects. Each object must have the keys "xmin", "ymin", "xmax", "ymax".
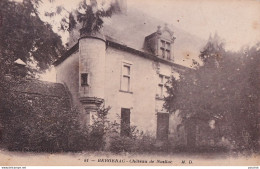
[
  {"xmin": 53, "ymin": 1, "xmax": 203, "ymax": 144},
  {"xmin": 54, "ymin": 24, "xmax": 189, "ymax": 144}
]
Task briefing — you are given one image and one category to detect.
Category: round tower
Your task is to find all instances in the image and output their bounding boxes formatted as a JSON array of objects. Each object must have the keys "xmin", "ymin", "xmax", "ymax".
[{"xmin": 78, "ymin": 29, "xmax": 106, "ymax": 125}]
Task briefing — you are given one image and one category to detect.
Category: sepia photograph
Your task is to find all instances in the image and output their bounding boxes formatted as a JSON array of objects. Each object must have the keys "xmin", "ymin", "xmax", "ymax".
[{"xmin": 0, "ymin": 0, "xmax": 259, "ymax": 166}]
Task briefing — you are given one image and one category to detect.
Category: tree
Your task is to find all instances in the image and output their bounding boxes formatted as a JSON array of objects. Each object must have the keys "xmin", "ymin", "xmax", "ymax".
[
  {"xmin": 0, "ymin": 82, "xmax": 85, "ymax": 152},
  {"xmin": 0, "ymin": 0, "xmax": 66, "ymax": 150},
  {"xmin": 164, "ymin": 34, "xmax": 260, "ymax": 151},
  {"xmin": 199, "ymin": 33, "xmax": 225, "ymax": 67},
  {"xmin": 0, "ymin": 0, "xmax": 65, "ymax": 75},
  {"xmin": 0, "ymin": 0, "xmax": 65, "ymax": 127},
  {"xmin": 45, "ymin": 0, "xmax": 118, "ymax": 34}
]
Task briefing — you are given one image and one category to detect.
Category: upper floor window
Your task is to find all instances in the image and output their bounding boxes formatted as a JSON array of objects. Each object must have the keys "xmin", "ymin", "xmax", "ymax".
[
  {"xmin": 160, "ymin": 40, "xmax": 171, "ymax": 60},
  {"xmin": 157, "ymin": 74, "xmax": 170, "ymax": 98},
  {"xmin": 144, "ymin": 25, "xmax": 175, "ymax": 60},
  {"xmin": 121, "ymin": 62, "xmax": 132, "ymax": 92},
  {"xmin": 158, "ymin": 75, "xmax": 164, "ymax": 97}
]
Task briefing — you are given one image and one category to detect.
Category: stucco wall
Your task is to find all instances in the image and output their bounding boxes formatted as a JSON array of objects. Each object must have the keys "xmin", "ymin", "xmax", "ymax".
[
  {"xmin": 104, "ymin": 46, "xmax": 179, "ymax": 136},
  {"xmin": 79, "ymin": 38, "xmax": 106, "ymax": 99},
  {"xmin": 55, "ymin": 42, "xmax": 183, "ymax": 138},
  {"xmin": 56, "ymin": 52, "xmax": 80, "ymax": 108}
]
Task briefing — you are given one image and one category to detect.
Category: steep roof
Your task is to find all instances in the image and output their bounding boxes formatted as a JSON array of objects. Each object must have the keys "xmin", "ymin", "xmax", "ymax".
[
  {"xmin": 1, "ymin": 78, "xmax": 72, "ymax": 114},
  {"xmin": 56, "ymin": 7, "xmax": 205, "ymax": 68},
  {"xmin": 103, "ymin": 7, "xmax": 206, "ymax": 66},
  {"xmin": 11, "ymin": 79, "xmax": 70, "ymax": 99}
]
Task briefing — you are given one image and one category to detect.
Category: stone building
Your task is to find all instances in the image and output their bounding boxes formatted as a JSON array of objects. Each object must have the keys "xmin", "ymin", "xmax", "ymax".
[{"xmin": 53, "ymin": 0, "xmax": 204, "ymax": 144}]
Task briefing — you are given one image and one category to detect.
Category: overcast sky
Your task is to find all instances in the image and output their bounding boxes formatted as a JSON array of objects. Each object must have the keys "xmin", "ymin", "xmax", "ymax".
[
  {"xmin": 128, "ymin": 0, "xmax": 260, "ymax": 50},
  {"xmin": 38, "ymin": 0, "xmax": 260, "ymax": 50},
  {"xmin": 37, "ymin": 0, "xmax": 260, "ymax": 81}
]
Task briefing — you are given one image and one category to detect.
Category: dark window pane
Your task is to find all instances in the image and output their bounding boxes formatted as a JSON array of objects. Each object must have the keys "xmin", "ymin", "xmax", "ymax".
[
  {"xmin": 81, "ymin": 73, "xmax": 88, "ymax": 86},
  {"xmin": 165, "ymin": 76, "xmax": 170, "ymax": 82},
  {"xmin": 167, "ymin": 43, "xmax": 171, "ymax": 50},
  {"xmin": 166, "ymin": 50, "xmax": 170, "ymax": 60},
  {"xmin": 159, "ymin": 75, "xmax": 164, "ymax": 83},
  {"xmin": 157, "ymin": 113, "xmax": 169, "ymax": 141},
  {"xmin": 162, "ymin": 50, "xmax": 165, "ymax": 58},
  {"xmin": 161, "ymin": 40, "xmax": 165, "ymax": 48},
  {"xmin": 157, "ymin": 85, "xmax": 163, "ymax": 97},
  {"xmin": 121, "ymin": 108, "xmax": 131, "ymax": 137}
]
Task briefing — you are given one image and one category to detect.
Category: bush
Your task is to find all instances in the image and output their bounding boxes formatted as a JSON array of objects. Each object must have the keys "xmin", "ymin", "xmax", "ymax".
[
  {"xmin": 83, "ymin": 108, "xmax": 157, "ymax": 153},
  {"xmin": 109, "ymin": 135, "xmax": 136, "ymax": 153},
  {"xmin": 135, "ymin": 133, "xmax": 157, "ymax": 152},
  {"xmin": 0, "ymin": 96, "xmax": 158, "ymax": 153},
  {"xmin": 0, "ymin": 88, "xmax": 87, "ymax": 152},
  {"xmin": 108, "ymin": 126, "xmax": 157, "ymax": 153},
  {"xmin": 1, "ymin": 107, "xmax": 87, "ymax": 152},
  {"xmin": 84, "ymin": 106, "xmax": 117, "ymax": 151}
]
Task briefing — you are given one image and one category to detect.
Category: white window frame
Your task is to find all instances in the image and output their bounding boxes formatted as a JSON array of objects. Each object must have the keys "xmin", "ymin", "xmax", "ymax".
[
  {"xmin": 156, "ymin": 74, "xmax": 170, "ymax": 98},
  {"xmin": 159, "ymin": 39, "xmax": 171, "ymax": 60},
  {"xmin": 120, "ymin": 61, "xmax": 133, "ymax": 93},
  {"xmin": 157, "ymin": 74, "xmax": 164, "ymax": 98}
]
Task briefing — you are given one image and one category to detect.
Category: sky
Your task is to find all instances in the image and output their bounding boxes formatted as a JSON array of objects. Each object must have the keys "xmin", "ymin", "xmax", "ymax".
[
  {"xmin": 128, "ymin": 0, "xmax": 260, "ymax": 50},
  {"xmin": 37, "ymin": 0, "xmax": 260, "ymax": 82}
]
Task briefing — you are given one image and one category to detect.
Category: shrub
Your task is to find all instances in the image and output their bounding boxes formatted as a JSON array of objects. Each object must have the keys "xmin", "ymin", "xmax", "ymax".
[
  {"xmin": 136, "ymin": 133, "xmax": 157, "ymax": 152},
  {"xmin": 0, "ymin": 89, "xmax": 87, "ymax": 152},
  {"xmin": 85, "ymin": 106, "xmax": 116, "ymax": 151},
  {"xmin": 0, "ymin": 96, "xmax": 158, "ymax": 153},
  {"xmin": 109, "ymin": 135, "xmax": 136, "ymax": 153},
  {"xmin": 108, "ymin": 126, "xmax": 157, "ymax": 153},
  {"xmin": 1, "ymin": 106, "xmax": 87, "ymax": 152}
]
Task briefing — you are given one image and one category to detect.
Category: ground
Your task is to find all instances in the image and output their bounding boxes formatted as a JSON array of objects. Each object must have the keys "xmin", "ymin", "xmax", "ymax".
[{"xmin": 0, "ymin": 149, "xmax": 259, "ymax": 166}]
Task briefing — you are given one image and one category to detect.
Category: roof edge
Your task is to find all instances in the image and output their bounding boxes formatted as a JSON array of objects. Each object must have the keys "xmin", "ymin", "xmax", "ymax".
[
  {"xmin": 53, "ymin": 39, "xmax": 190, "ymax": 71},
  {"xmin": 10, "ymin": 78, "xmax": 71, "ymax": 99},
  {"xmin": 106, "ymin": 40, "xmax": 190, "ymax": 71},
  {"xmin": 53, "ymin": 43, "xmax": 79, "ymax": 66}
]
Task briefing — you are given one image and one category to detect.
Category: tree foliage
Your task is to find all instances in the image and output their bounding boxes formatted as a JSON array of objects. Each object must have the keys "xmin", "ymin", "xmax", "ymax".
[
  {"xmin": 0, "ymin": 79, "xmax": 84, "ymax": 152},
  {"xmin": 164, "ymin": 34, "xmax": 260, "ymax": 150},
  {"xmin": 45, "ymin": 0, "xmax": 118, "ymax": 33},
  {"xmin": 0, "ymin": 0, "xmax": 65, "ymax": 74},
  {"xmin": 0, "ymin": 0, "xmax": 69, "ymax": 151}
]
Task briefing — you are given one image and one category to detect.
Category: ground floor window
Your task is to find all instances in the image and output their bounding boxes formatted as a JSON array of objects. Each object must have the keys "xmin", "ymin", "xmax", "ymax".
[
  {"xmin": 156, "ymin": 113, "xmax": 169, "ymax": 141},
  {"xmin": 121, "ymin": 108, "xmax": 131, "ymax": 137}
]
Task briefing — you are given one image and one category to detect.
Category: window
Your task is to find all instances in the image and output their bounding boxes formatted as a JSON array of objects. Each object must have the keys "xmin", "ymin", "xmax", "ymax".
[
  {"xmin": 157, "ymin": 75, "xmax": 164, "ymax": 97},
  {"xmin": 165, "ymin": 76, "xmax": 170, "ymax": 84},
  {"xmin": 121, "ymin": 62, "xmax": 132, "ymax": 92},
  {"xmin": 81, "ymin": 73, "xmax": 89, "ymax": 86},
  {"xmin": 157, "ymin": 75, "xmax": 170, "ymax": 98},
  {"xmin": 121, "ymin": 108, "xmax": 131, "ymax": 137},
  {"xmin": 157, "ymin": 113, "xmax": 169, "ymax": 141},
  {"xmin": 160, "ymin": 40, "xmax": 171, "ymax": 60},
  {"xmin": 166, "ymin": 50, "xmax": 170, "ymax": 60}
]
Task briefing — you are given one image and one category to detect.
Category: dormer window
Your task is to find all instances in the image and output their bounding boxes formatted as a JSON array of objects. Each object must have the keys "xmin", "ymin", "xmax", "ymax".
[
  {"xmin": 160, "ymin": 40, "xmax": 171, "ymax": 60},
  {"xmin": 144, "ymin": 24, "xmax": 175, "ymax": 61}
]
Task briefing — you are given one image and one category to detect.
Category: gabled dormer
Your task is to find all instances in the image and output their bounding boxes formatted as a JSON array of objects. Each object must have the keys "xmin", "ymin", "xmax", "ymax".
[{"xmin": 144, "ymin": 24, "xmax": 176, "ymax": 61}]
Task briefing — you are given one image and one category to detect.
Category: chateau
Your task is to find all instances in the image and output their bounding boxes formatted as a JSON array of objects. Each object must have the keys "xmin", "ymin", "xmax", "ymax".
[{"xmin": 53, "ymin": 0, "xmax": 204, "ymax": 144}]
